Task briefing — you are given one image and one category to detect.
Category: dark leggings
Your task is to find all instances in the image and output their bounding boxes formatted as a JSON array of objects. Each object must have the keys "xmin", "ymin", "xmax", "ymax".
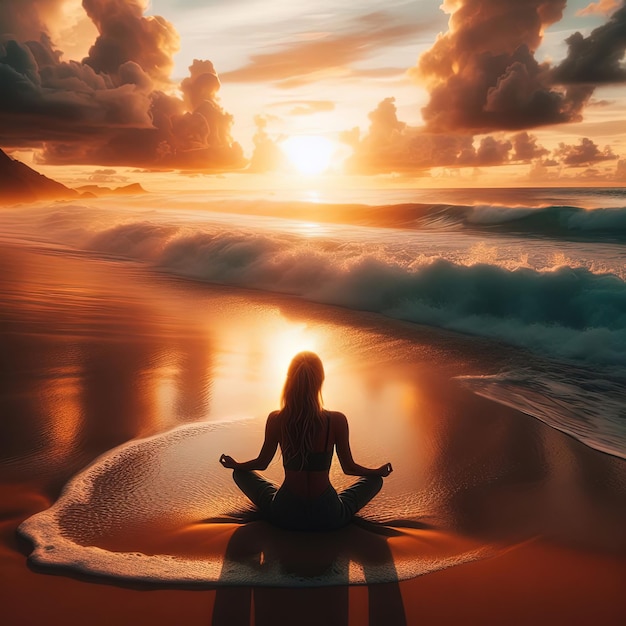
[{"xmin": 232, "ymin": 469, "xmax": 383, "ymax": 531}]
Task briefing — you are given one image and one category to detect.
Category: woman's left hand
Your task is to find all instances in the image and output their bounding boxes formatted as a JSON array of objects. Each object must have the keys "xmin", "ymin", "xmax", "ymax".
[
  {"xmin": 376, "ymin": 462, "xmax": 393, "ymax": 477},
  {"xmin": 219, "ymin": 454, "xmax": 238, "ymax": 469}
]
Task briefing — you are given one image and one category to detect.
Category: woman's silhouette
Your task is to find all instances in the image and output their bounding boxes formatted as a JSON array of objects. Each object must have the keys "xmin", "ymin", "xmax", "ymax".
[{"xmin": 219, "ymin": 351, "xmax": 392, "ymax": 531}]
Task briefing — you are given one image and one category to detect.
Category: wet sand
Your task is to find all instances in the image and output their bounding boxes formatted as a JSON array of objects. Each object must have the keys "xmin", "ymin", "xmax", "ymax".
[{"xmin": 1, "ymin": 243, "xmax": 625, "ymax": 625}]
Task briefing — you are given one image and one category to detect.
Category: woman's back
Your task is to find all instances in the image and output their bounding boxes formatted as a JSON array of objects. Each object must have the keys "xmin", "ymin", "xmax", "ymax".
[
  {"xmin": 219, "ymin": 351, "xmax": 392, "ymax": 530},
  {"xmin": 279, "ymin": 409, "xmax": 336, "ymax": 499}
]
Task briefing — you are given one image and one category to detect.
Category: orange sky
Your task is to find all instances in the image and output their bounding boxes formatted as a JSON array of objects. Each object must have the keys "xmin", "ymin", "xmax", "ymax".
[{"xmin": 1, "ymin": 0, "xmax": 625, "ymax": 188}]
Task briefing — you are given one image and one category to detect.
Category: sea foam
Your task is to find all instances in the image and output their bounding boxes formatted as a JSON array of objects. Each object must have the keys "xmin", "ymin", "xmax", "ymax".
[
  {"xmin": 87, "ymin": 219, "xmax": 626, "ymax": 367},
  {"xmin": 18, "ymin": 421, "xmax": 498, "ymax": 587},
  {"xmin": 2, "ymin": 201, "xmax": 625, "ymax": 369},
  {"xmin": 459, "ymin": 366, "xmax": 626, "ymax": 459}
]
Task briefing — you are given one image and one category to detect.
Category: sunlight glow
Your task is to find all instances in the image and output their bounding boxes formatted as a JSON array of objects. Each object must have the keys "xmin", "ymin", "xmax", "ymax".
[
  {"xmin": 280, "ymin": 135, "xmax": 335, "ymax": 175},
  {"xmin": 266, "ymin": 323, "xmax": 320, "ymax": 383}
]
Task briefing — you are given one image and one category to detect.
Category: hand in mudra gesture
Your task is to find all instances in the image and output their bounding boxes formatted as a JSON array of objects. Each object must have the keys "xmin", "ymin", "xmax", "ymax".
[
  {"xmin": 376, "ymin": 463, "xmax": 393, "ymax": 477},
  {"xmin": 219, "ymin": 454, "xmax": 237, "ymax": 469}
]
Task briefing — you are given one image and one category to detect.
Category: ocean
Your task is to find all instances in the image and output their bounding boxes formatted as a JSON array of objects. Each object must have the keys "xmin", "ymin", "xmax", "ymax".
[
  {"xmin": 2, "ymin": 186, "xmax": 624, "ymax": 459},
  {"xmin": 4, "ymin": 184, "xmax": 626, "ymax": 588}
]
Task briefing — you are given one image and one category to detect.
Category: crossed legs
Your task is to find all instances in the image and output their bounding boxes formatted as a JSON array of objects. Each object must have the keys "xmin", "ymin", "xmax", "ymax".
[{"xmin": 232, "ymin": 470, "xmax": 382, "ymax": 528}]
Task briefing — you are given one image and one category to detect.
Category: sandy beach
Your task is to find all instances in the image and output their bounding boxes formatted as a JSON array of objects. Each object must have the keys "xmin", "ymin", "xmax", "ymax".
[
  {"xmin": 2, "ymin": 0, "xmax": 626, "ymax": 621},
  {"xmin": 1, "ymin": 242, "xmax": 625, "ymax": 626}
]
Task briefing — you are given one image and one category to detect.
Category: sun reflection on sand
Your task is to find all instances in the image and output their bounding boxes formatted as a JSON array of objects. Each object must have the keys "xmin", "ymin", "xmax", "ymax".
[
  {"xmin": 153, "ymin": 363, "xmax": 179, "ymax": 429},
  {"xmin": 260, "ymin": 321, "xmax": 322, "ymax": 382},
  {"xmin": 38, "ymin": 363, "xmax": 84, "ymax": 461},
  {"xmin": 205, "ymin": 308, "xmax": 326, "ymax": 420}
]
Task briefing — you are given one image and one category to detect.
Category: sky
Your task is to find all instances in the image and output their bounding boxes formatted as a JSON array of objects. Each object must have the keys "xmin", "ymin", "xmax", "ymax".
[{"xmin": 0, "ymin": 0, "xmax": 625, "ymax": 189}]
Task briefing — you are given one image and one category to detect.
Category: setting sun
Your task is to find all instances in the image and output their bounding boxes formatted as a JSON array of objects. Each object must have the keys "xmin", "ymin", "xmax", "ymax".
[
  {"xmin": 2, "ymin": 0, "xmax": 626, "ymax": 621},
  {"xmin": 280, "ymin": 135, "xmax": 335, "ymax": 175}
]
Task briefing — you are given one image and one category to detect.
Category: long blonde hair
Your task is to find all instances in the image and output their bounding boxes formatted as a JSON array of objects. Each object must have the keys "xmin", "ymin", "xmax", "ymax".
[{"xmin": 280, "ymin": 351, "xmax": 325, "ymax": 465}]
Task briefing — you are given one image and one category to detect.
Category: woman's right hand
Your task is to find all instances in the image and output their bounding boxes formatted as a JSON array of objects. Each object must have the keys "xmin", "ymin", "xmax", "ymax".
[
  {"xmin": 219, "ymin": 454, "xmax": 237, "ymax": 469},
  {"xmin": 376, "ymin": 462, "xmax": 393, "ymax": 477}
]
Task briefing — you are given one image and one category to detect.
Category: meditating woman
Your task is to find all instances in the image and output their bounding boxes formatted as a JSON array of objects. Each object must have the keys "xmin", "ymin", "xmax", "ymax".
[{"xmin": 219, "ymin": 351, "xmax": 392, "ymax": 531}]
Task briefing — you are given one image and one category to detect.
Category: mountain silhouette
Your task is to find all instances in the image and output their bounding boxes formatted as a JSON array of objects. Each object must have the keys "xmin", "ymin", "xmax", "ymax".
[{"xmin": 0, "ymin": 149, "xmax": 78, "ymax": 204}]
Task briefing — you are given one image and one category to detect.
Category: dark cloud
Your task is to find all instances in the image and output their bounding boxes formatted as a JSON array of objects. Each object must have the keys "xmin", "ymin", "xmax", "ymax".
[
  {"xmin": 82, "ymin": 0, "xmax": 179, "ymax": 84},
  {"xmin": 511, "ymin": 132, "xmax": 549, "ymax": 162},
  {"xmin": 475, "ymin": 136, "xmax": 512, "ymax": 165},
  {"xmin": 412, "ymin": 0, "xmax": 597, "ymax": 132},
  {"xmin": 0, "ymin": 0, "xmax": 245, "ymax": 170},
  {"xmin": 0, "ymin": 1, "xmax": 62, "ymax": 41},
  {"xmin": 552, "ymin": 2, "xmax": 626, "ymax": 85},
  {"xmin": 221, "ymin": 12, "xmax": 430, "ymax": 87},
  {"xmin": 0, "ymin": 36, "xmax": 154, "ymax": 134},
  {"xmin": 553, "ymin": 137, "xmax": 618, "ymax": 166}
]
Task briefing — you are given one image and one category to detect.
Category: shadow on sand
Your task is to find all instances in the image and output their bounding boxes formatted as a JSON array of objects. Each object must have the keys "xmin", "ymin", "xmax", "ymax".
[{"xmin": 209, "ymin": 518, "xmax": 429, "ymax": 626}]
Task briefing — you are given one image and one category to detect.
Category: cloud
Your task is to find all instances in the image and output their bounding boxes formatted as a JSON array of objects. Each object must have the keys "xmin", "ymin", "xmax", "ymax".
[
  {"xmin": 558, "ymin": 118, "xmax": 626, "ymax": 137},
  {"xmin": 411, "ymin": 0, "xmax": 597, "ymax": 132},
  {"xmin": 0, "ymin": 0, "xmax": 245, "ymax": 170},
  {"xmin": 553, "ymin": 137, "xmax": 618, "ymax": 166},
  {"xmin": 511, "ymin": 132, "xmax": 550, "ymax": 162},
  {"xmin": 82, "ymin": 0, "xmax": 179, "ymax": 84},
  {"xmin": 542, "ymin": 158, "xmax": 560, "ymax": 167},
  {"xmin": 267, "ymin": 99, "xmax": 335, "ymax": 116},
  {"xmin": 343, "ymin": 97, "xmax": 523, "ymax": 174},
  {"xmin": 0, "ymin": 36, "xmax": 154, "ymax": 134},
  {"xmin": 587, "ymin": 98, "xmax": 615, "ymax": 106},
  {"xmin": 221, "ymin": 12, "xmax": 429, "ymax": 87},
  {"xmin": 0, "ymin": 0, "xmax": 63, "ymax": 41},
  {"xmin": 247, "ymin": 115, "xmax": 286, "ymax": 173},
  {"xmin": 526, "ymin": 154, "xmax": 626, "ymax": 184},
  {"xmin": 287, "ymin": 101, "xmax": 335, "ymax": 116},
  {"xmin": 87, "ymin": 168, "xmax": 127, "ymax": 183},
  {"xmin": 576, "ymin": 0, "xmax": 620, "ymax": 16},
  {"xmin": 475, "ymin": 136, "xmax": 512, "ymax": 165},
  {"xmin": 341, "ymin": 97, "xmax": 620, "ymax": 175},
  {"xmin": 552, "ymin": 2, "xmax": 626, "ymax": 85}
]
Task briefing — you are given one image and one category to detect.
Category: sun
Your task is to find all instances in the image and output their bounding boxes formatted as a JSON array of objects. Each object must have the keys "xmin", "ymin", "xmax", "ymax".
[{"xmin": 280, "ymin": 135, "xmax": 335, "ymax": 175}]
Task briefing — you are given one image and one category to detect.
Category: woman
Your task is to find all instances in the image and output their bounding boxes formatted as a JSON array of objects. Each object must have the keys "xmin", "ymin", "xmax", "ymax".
[{"xmin": 219, "ymin": 351, "xmax": 392, "ymax": 531}]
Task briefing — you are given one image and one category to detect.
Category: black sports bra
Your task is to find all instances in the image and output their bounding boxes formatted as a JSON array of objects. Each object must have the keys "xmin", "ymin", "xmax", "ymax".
[{"xmin": 283, "ymin": 415, "xmax": 333, "ymax": 472}]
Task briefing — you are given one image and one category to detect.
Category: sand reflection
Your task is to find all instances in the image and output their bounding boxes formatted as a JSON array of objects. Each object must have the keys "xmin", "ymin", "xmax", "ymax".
[{"xmin": 4, "ymin": 242, "xmax": 625, "ymax": 596}]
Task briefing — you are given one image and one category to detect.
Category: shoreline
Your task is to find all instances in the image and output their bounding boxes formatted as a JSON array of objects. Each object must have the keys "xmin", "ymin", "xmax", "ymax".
[{"xmin": 1, "ymin": 242, "xmax": 625, "ymax": 625}]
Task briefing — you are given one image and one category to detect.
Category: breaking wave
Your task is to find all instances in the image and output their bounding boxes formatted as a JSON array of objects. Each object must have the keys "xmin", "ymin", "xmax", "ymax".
[
  {"xmin": 166, "ymin": 191, "xmax": 626, "ymax": 242},
  {"xmin": 2, "ymin": 199, "xmax": 625, "ymax": 368},
  {"xmin": 81, "ymin": 220, "xmax": 626, "ymax": 368},
  {"xmin": 253, "ymin": 201, "xmax": 626, "ymax": 242}
]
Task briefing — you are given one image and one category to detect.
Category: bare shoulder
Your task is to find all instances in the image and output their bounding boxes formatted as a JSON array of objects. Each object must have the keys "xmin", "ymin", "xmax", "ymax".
[
  {"xmin": 324, "ymin": 410, "xmax": 347, "ymax": 428},
  {"xmin": 266, "ymin": 410, "xmax": 282, "ymax": 428}
]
